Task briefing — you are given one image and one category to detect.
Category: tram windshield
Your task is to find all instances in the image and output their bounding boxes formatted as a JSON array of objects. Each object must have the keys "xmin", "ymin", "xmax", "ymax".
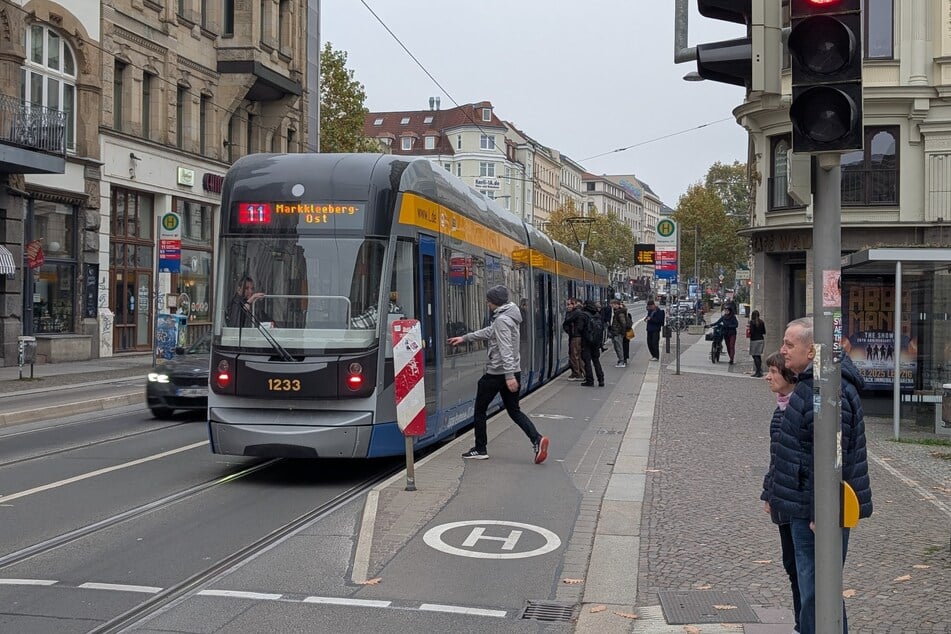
[{"xmin": 214, "ymin": 236, "xmax": 388, "ymax": 353}]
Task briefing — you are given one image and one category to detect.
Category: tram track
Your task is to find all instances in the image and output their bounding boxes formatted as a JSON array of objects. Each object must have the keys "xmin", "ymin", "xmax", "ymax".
[
  {"xmin": 0, "ymin": 458, "xmax": 280, "ymax": 570},
  {"xmin": 87, "ymin": 463, "xmax": 401, "ymax": 634}
]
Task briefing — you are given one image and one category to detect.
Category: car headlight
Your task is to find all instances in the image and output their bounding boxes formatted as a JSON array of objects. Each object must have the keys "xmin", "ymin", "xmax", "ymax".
[{"xmin": 148, "ymin": 372, "xmax": 170, "ymax": 383}]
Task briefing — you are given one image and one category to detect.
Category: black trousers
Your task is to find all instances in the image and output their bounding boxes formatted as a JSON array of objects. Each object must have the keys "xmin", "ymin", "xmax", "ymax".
[
  {"xmin": 581, "ymin": 345, "xmax": 604, "ymax": 385},
  {"xmin": 472, "ymin": 372, "xmax": 540, "ymax": 452},
  {"xmin": 646, "ymin": 330, "xmax": 660, "ymax": 358}
]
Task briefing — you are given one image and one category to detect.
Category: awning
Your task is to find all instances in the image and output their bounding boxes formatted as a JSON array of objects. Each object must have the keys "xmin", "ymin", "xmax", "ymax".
[{"xmin": 0, "ymin": 245, "xmax": 16, "ymax": 275}]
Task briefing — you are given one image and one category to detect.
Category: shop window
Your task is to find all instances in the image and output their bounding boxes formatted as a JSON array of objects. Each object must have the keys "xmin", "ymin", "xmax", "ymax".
[
  {"xmin": 176, "ymin": 198, "xmax": 214, "ymax": 338},
  {"xmin": 30, "ymin": 201, "xmax": 78, "ymax": 334}
]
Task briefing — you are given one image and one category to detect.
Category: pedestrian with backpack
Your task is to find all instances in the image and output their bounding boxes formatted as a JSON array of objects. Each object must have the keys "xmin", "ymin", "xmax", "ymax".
[{"xmin": 580, "ymin": 299, "xmax": 605, "ymax": 387}]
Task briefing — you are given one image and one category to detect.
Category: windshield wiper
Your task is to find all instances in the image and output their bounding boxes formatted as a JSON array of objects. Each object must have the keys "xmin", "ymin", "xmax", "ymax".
[{"xmin": 239, "ymin": 303, "xmax": 296, "ymax": 362}]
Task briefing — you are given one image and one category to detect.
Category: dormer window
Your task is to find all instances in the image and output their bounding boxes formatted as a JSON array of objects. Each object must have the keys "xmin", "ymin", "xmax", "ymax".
[
  {"xmin": 400, "ymin": 116, "xmax": 410, "ymax": 124},
  {"xmin": 482, "ymin": 107, "xmax": 491, "ymax": 122},
  {"xmin": 424, "ymin": 115, "xmax": 433, "ymax": 124},
  {"xmin": 424, "ymin": 135, "xmax": 436, "ymax": 150},
  {"xmin": 401, "ymin": 136, "xmax": 412, "ymax": 150},
  {"xmin": 373, "ymin": 117, "xmax": 384, "ymax": 125}
]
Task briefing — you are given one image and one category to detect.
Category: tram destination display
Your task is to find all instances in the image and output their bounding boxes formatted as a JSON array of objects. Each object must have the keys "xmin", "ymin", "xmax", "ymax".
[{"xmin": 231, "ymin": 201, "xmax": 366, "ymax": 231}]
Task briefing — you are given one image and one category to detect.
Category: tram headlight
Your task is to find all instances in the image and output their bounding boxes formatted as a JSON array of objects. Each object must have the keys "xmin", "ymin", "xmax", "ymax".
[{"xmin": 216, "ymin": 359, "xmax": 232, "ymax": 388}]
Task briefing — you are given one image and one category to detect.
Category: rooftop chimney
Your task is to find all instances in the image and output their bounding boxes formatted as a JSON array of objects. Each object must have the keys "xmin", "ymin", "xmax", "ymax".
[
  {"xmin": 435, "ymin": 96, "xmax": 440, "ymax": 110},
  {"xmin": 429, "ymin": 97, "xmax": 435, "ymax": 110}
]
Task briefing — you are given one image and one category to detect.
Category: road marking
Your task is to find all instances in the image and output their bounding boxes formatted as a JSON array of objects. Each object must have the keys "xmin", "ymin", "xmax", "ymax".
[
  {"xmin": 303, "ymin": 596, "xmax": 392, "ymax": 608},
  {"xmin": 423, "ymin": 520, "xmax": 561, "ymax": 559},
  {"xmin": 419, "ymin": 603, "xmax": 507, "ymax": 618},
  {"xmin": 78, "ymin": 582, "xmax": 162, "ymax": 593},
  {"xmin": 0, "ymin": 578, "xmax": 57, "ymax": 586},
  {"xmin": 0, "ymin": 441, "xmax": 208, "ymax": 503},
  {"xmin": 199, "ymin": 589, "xmax": 282, "ymax": 600},
  {"xmin": 869, "ymin": 451, "xmax": 951, "ymax": 519}
]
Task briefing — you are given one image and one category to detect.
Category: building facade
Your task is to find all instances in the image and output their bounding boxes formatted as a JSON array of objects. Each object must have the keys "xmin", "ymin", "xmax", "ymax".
[
  {"xmin": 0, "ymin": 0, "xmax": 100, "ymax": 366},
  {"xmin": 739, "ymin": 0, "xmax": 951, "ymax": 419}
]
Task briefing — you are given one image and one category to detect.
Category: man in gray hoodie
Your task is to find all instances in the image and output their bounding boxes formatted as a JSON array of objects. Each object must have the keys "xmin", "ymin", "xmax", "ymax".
[{"xmin": 448, "ymin": 285, "xmax": 549, "ymax": 464}]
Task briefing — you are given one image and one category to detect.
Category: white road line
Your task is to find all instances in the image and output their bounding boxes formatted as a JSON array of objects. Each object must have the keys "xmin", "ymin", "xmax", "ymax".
[
  {"xmin": 868, "ymin": 451, "xmax": 951, "ymax": 519},
  {"xmin": 418, "ymin": 603, "xmax": 507, "ymax": 618},
  {"xmin": 198, "ymin": 589, "xmax": 282, "ymax": 600},
  {"xmin": 0, "ymin": 578, "xmax": 57, "ymax": 586},
  {"xmin": 350, "ymin": 489, "xmax": 379, "ymax": 585},
  {"xmin": 302, "ymin": 596, "xmax": 392, "ymax": 608},
  {"xmin": 0, "ymin": 441, "xmax": 208, "ymax": 503},
  {"xmin": 78, "ymin": 582, "xmax": 162, "ymax": 594}
]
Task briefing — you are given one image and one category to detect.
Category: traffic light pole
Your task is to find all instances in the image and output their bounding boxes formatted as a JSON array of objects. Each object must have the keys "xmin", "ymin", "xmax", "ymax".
[{"xmin": 813, "ymin": 152, "xmax": 844, "ymax": 634}]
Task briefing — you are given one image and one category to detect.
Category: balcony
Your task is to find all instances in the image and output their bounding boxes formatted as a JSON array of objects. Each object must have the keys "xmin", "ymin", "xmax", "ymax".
[{"xmin": 0, "ymin": 94, "xmax": 67, "ymax": 175}]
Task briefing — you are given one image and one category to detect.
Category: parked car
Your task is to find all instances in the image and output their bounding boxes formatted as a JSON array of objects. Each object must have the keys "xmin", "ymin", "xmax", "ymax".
[{"xmin": 146, "ymin": 334, "xmax": 210, "ymax": 419}]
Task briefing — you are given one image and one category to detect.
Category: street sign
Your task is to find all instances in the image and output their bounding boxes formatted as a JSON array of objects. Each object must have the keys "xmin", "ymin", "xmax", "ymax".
[
  {"xmin": 392, "ymin": 319, "xmax": 425, "ymax": 491},
  {"xmin": 159, "ymin": 212, "xmax": 182, "ymax": 273}
]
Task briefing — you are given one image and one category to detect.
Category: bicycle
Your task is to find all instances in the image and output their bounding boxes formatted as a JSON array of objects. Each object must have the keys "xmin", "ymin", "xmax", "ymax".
[{"xmin": 706, "ymin": 323, "xmax": 724, "ymax": 363}]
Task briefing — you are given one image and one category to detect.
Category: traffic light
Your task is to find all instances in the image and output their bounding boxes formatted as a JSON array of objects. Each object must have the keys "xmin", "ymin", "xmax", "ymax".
[
  {"xmin": 695, "ymin": 1, "xmax": 780, "ymax": 93},
  {"xmin": 788, "ymin": 0, "xmax": 863, "ymax": 153}
]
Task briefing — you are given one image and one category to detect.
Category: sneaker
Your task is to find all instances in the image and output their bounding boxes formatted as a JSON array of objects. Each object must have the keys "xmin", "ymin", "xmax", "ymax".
[
  {"xmin": 598, "ymin": 382, "xmax": 605, "ymax": 387},
  {"xmin": 533, "ymin": 436, "xmax": 549, "ymax": 464},
  {"xmin": 461, "ymin": 448, "xmax": 488, "ymax": 460},
  {"xmin": 650, "ymin": 357, "xmax": 659, "ymax": 361},
  {"xmin": 580, "ymin": 382, "xmax": 594, "ymax": 386},
  {"xmin": 619, "ymin": 362, "xmax": 627, "ymax": 368},
  {"xmin": 567, "ymin": 376, "xmax": 581, "ymax": 381},
  {"xmin": 614, "ymin": 362, "xmax": 623, "ymax": 368}
]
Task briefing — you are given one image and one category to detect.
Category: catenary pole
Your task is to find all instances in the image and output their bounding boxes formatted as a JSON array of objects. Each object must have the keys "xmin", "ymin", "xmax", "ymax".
[{"xmin": 813, "ymin": 152, "xmax": 844, "ymax": 634}]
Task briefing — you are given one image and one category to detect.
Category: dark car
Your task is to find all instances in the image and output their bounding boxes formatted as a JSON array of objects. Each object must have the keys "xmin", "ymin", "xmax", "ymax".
[{"xmin": 146, "ymin": 334, "xmax": 210, "ymax": 419}]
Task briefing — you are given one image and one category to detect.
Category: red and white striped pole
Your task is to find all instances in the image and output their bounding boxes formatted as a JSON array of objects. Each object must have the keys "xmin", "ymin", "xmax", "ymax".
[{"xmin": 391, "ymin": 319, "xmax": 426, "ymax": 491}]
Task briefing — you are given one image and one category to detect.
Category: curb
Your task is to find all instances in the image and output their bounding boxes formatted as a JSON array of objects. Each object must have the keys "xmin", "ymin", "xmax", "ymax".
[{"xmin": 0, "ymin": 388, "xmax": 144, "ymax": 428}]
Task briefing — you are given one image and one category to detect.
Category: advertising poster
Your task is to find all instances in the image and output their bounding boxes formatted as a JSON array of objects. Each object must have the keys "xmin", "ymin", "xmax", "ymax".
[{"xmin": 842, "ymin": 277, "xmax": 916, "ymax": 391}]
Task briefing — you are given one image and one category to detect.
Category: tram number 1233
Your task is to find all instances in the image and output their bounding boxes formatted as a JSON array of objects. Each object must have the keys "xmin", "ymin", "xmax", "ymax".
[{"xmin": 268, "ymin": 378, "xmax": 302, "ymax": 391}]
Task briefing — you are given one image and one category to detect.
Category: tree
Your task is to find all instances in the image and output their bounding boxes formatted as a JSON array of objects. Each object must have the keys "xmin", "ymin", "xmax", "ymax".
[
  {"xmin": 542, "ymin": 200, "xmax": 636, "ymax": 274},
  {"xmin": 672, "ymin": 183, "xmax": 746, "ymax": 288},
  {"xmin": 319, "ymin": 42, "xmax": 377, "ymax": 153},
  {"xmin": 704, "ymin": 161, "xmax": 750, "ymax": 223}
]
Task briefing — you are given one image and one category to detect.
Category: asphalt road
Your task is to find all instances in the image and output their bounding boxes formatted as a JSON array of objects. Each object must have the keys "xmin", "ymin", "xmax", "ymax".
[{"xmin": 0, "ymin": 406, "xmax": 397, "ymax": 633}]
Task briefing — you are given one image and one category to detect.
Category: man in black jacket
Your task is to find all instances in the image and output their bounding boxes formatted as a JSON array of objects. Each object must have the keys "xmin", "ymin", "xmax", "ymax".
[
  {"xmin": 771, "ymin": 317, "xmax": 872, "ymax": 634},
  {"xmin": 562, "ymin": 298, "xmax": 585, "ymax": 380},
  {"xmin": 643, "ymin": 299, "xmax": 664, "ymax": 361}
]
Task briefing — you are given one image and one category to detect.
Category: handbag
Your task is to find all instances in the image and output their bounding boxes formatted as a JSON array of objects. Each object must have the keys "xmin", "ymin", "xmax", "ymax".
[
  {"xmin": 745, "ymin": 324, "xmax": 751, "ymax": 338},
  {"xmin": 625, "ymin": 327, "xmax": 635, "ymax": 340}
]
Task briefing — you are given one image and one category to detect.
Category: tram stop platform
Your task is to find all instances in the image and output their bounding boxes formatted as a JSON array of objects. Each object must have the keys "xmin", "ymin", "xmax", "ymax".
[{"xmin": 127, "ymin": 328, "xmax": 950, "ymax": 633}]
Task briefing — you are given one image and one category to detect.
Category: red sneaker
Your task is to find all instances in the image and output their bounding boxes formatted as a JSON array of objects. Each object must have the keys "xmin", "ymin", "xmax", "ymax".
[{"xmin": 533, "ymin": 436, "xmax": 549, "ymax": 464}]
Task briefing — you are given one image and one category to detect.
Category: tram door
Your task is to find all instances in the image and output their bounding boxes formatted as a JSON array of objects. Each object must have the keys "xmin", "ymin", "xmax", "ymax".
[{"xmin": 417, "ymin": 236, "xmax": 440, "ymax": 421}]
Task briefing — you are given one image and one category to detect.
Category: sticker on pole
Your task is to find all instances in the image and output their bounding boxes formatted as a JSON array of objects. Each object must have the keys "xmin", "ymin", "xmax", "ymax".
[{"xmin": 392, "ymin": 319, "xmax": 426, "ymax": 436}]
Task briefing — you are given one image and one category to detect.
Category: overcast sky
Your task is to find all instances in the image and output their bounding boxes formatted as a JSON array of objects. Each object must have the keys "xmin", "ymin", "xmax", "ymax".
[{"xmin": 321, "ymin": 1, "xmax": 751, "ymax": 207}]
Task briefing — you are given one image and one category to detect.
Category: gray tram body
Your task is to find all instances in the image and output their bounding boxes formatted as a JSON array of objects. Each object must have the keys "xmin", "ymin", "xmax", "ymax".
[{"xmin": 207, "ymin": 153, "xmax": 609, "ymax": 458}]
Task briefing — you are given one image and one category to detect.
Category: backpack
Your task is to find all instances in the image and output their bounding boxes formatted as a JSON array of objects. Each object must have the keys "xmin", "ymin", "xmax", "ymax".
[{"xmin": 583, "ymin": 312, "xmax": 605, "ymax": 348}]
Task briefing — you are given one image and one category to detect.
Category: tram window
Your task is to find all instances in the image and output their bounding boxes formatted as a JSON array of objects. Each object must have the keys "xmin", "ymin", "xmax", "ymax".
[
  {"xmin": 384, "ymin": 240, "xmax": 416, "ymax": 359},
  {"xmin": 444, "ymin": 248, "xmax": 485, "ymax": 355}
]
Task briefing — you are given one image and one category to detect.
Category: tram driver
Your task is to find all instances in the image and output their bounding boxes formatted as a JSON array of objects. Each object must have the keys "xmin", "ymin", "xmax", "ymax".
[{"xmin": 225, "ymin": 276, "xmax": 267, "ymax": 328}]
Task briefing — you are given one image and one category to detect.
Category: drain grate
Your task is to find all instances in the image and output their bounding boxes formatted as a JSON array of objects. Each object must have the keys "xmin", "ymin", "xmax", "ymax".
[
  {"xmin": 657, "ymin": 590, "xmax": 760, "ymax": 624},
  {"xmin": 519, "ymin": 600, "xmax": 577, "ymax": 622}
]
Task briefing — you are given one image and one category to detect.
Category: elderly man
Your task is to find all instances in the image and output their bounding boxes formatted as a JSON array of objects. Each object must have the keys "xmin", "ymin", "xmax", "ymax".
[{"xmin": 770, "ymin": 317, "xmax": 872, "ymax": 634}]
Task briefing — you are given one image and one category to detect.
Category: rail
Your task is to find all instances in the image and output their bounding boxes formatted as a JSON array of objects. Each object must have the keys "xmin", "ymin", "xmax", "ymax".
[{"xmin": 0, "ymin": 94, "xmax": 67, "ymax": 156}]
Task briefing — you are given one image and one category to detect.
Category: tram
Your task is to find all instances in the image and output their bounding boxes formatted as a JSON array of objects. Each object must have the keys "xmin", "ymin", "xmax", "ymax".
[{"xmin": 207, "ymin": 153, "xmax": 609, "ymax": 458}]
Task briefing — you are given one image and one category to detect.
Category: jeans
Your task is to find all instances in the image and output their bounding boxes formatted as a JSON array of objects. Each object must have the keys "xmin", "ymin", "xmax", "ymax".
[
  {"xmin": 612, "ymin": 334, "xmax": 625, "ymax": 363},
  {"xmin": 790, "ymin": 519, "xmax": 851, "ymax": 634},
  {"xmin": 472, "ymin": 372, "xmax": 540, "ymax": 453},
  {"xmin": 568, "ymin": 337, "xmax": 584, "ymax": 377},
  {"xmin": 581, "ymin": 345, "xmax": 604, "ymax": 385},
  {"xmin": 778, "ymin": 523, "xmax": 801, "ymax": 632}
]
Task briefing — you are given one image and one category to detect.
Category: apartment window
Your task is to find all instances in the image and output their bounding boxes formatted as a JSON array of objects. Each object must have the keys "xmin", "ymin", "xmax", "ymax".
[
  {"xmin": 480, "ymin": 134, "xmax": 495, "ymax": 150},
  {"xmin": 456, "ymin": 135, "xmax": 462, "ymax": 149},
  {"xmin": 400, "ymin": 116, "xmax": 410, "ymax": 124},
  {"xmin": 142, "ymin": 73, "xmax": 153, "ymax": 139},
  {"xmin": 223, "ymin": 0, "xmax": 234, "ymax": 35},
  {"xmin": 841, "ymin": 126, "xmax": 898, "ymax": 206},
  {"xmin": 260, "ymin": 0, "xmax": 267, "ymax": 42},
  {"xmin": 287, "ymin": 128, "xmax": 295, "ymax": 152},
  {"xmin": 21, "ymin": 25, "xmax": 77, "ymax": 151},
  {"xmin": 278, "ymin": 0, "xmax": 291, "ymax": 48},
  {"xmin": 586, "ymin": 182, "xmax": 595, "ymax": 192},
  {"xmin": 200, "ymin": 0, "xmax": 208, "ymax": 28},
  {"xmin": 401, "ymin": 136, "xmax": 412, "ymax": 150},
  {"xmin": 456, "ymin": 164, "xmax": 461, "ymax": 177},
  {"xmin": 866, "ymin": 0, "xmax": 893, "ymax": 59},
  {"xmin": 768, "ymin": 135, "xmax": 796, "ymax": 210},
  {"xmin": 443, "ymin": 163, "xmax": 451, "ymax": 171},
  {"xmin": 424, "ymin": 135, "xmax": 436, "ymax": 150},
  {"xmin": 176, "ymin": 85, "xmax": 186, "ymax": 149},
  {"xmin": 199, "ymin": 95, "xmax": 209, "ymax": 155},
  {"xmin": 373, "ymin": 117, "xmax": 384, "ymax": 126},
  {"xmin": 482, "ymin": 107, "xmax": 491, "ymax": 121},
  {"xmin": 114, "ymin": 60, "xmax": 125, "ymax": 132},
  {"xmin": 479, "ymin": 162, "xmax": 496, "ymax": 177},
  {"xmin": 424, "ymin": 116, "xmax": 433, "ymax": 124},
  {"xmin": 227, "ymin": 115, "xmax": 237, "ymax": 162},
  {"xmin": 178, "ymin": 0, "xmax": 186, "ymax": 18}
]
